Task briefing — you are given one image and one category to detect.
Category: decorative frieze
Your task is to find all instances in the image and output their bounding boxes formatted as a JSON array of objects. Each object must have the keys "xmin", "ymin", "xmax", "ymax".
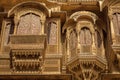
[{"xmin": 11, "ymin": 50, "xmax": 43, "ymax": 73}]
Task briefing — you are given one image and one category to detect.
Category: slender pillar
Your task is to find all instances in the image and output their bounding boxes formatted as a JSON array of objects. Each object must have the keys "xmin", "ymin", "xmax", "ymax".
[
  {"xmin": 14, "ymin": 15, "xmax": 19, "ymax": 34},
  {"xmin": 76, "ymin": 28, "xmax": 80, "ymax": 54},
  {"xmin": 92, "ymin": 32, "xmax": 96, "ymax": 55},
  {"xmin": 41, "ymin": 20, "xmax": 45, "ymax": 34}
]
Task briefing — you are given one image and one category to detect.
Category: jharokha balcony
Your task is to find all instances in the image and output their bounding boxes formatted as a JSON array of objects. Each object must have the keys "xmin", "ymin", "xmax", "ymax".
[{"xmin": 9, "ymin": 35, "xmax": 46, "ymax": 74}]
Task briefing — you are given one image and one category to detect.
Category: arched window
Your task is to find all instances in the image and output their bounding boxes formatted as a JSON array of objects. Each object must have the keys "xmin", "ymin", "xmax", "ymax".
[
  {"xmin": 69, "ymin": 29, "xmax": 77, "ymax": 56},
  {"xmin": 95, "ymin": 30, "xmax": 102, "ymax": 48},
  {"xmin": 16, "ymin": 13, "xmax": 41, "ymax": 35},
  {"xmin": 79, "ymin": 27, "xmax": 92, "ymax": 45},
  {"xmin": 48, "ymin": 22, "xmax": 57, "ymax": 45},
  {"xmin": 113, "ymin": 13, "xmax": 120, "ymax": 34}
]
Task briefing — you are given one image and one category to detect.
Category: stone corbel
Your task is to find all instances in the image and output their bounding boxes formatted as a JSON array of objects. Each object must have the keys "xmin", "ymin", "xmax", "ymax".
[{"xmin": 99, "ymin": 0, "xmax": 104, "ymax": 11}]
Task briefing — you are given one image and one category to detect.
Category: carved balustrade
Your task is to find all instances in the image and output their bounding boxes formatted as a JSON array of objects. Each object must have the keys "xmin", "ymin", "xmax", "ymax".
[
  {"xmin": 11, "ymin": 50, "xmax": 44, "ymax": 73},
  {"xmin": 9, "ymin": 35, "xmax": 46, "ymax": 73}
]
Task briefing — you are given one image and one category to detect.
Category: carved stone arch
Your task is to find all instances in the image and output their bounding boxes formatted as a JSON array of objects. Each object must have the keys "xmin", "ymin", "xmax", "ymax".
[
  {"xmin": 62, "ymin": 11, "xmax": 98, "ymax": 33},
  {"xmin": 109, "ymin": 0, "xmax": 120, "ymax": 6},
  {"xmin": 16, "ymin": 8, "xmax": 44, "ymax": 19},
  {"xmin": 7, "ymin": 2, "xmax": 50, "ymax": 35},
  {"xmin": 79, "ymin": 27, "xmax": 92, "ymax": 45},
  {"xmin": 16, "ymin": 12, "xmax": 42, "ymax": 35},
  {"xmin": 8, "ymin": 1, "xmax": 50, "ymax": 17},
  {"xmin": 70, "ymin": 11, "xmax": 98, "ymax": 24},
  {"xmin": 62, "ymin": 18, "xmax": 77, "ymax": 33},
  {"xmin": 14, "ymin": 8, "xmax": 45, "ymax": 35},
  {"xmin": 77, "ymin": 20, "xmax": 95, "ymax": 34}
]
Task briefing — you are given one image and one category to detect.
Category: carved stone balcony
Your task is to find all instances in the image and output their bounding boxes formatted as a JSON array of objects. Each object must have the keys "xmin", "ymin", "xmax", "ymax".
[
  {"xmin": 9, "ymin": 34, "xmax": 46, "ymax": 74},
  {"xmin": 67, "ymin": 54, "xmax": 107, "ymax": 80}
]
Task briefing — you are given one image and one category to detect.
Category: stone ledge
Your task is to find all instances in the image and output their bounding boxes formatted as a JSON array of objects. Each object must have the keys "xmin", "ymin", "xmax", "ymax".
[
  {"xmin": 0, "ymin": 54, "xmax": 10, "ymax": 59},
  {"xmin": 101, "ymin": 73, "xmax": 120, "ymax": 80},
  {"xmin": 0, "ymin": 74, "xmax": 72, "ymax": 80}
]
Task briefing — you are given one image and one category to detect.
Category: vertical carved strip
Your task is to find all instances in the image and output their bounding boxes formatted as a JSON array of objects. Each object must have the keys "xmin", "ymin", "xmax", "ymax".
[
  {"xmin": 92, "ymin": 32, "xmax": 96, "ymax": 55},
  {"xmin": 14, "ymin": 14, "xmax": 19, "ymax": 34},
  {"xmin": 41, "ymin": 20, "xmax": 45, "ymax": 34},
  {"xmin": 113, "ymin": 14, "xmax": 119, "ymax": 35},
  {"xmin": 110, "ymin": 16, "xmax": 116, "ymax": 44},
  {"xmin": 80, "ymin": 29, "xmax": 85, "ymax": 45},
  {"xmin": 66, "ymin": 29, "xmax": 70, "ymax": 61},
  {"xmin": 1, "ymin": 19, "xmax": 11, "ymax": 51},
  {"xmin": 116, "ymin": 13, "xmax": 120, "ymax": 34},
  {"xmin": 4, "ymin": 21, "xmax": 11, "ymax": 45}
]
